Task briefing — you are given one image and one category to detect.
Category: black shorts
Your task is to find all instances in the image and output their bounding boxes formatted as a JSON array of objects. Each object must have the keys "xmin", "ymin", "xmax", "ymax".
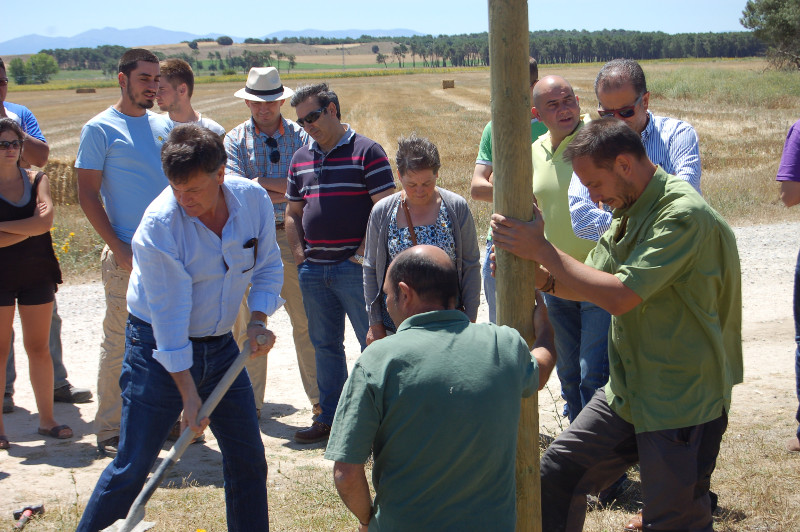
[{"xmin": 0, "ymin": 282, "xmax": 56, "ymax": 306}]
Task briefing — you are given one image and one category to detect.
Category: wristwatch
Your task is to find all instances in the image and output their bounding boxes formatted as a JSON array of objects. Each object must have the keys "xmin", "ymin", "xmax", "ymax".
[
  {"xmin": 247, "ymin": 320, "xmax": 267, "ymax": 329},
  {"xmin": 353, "ymin": 252, "xmax": 365, "ymax": 265}
]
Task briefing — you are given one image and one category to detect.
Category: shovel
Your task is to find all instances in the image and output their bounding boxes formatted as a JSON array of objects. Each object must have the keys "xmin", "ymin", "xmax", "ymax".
[{"xmin": 102, "ymin": 333, "xmax": 272, "ymax": 532}]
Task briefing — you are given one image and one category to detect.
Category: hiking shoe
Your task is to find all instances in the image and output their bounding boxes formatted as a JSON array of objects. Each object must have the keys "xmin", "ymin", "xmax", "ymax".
[
  {"xmin": 294, "ymin": 421, "xmax": 331, "ymax": 444},
  {"xmin": 98, "ymin": 436, "xmax": 120, "ymax": 457},
  {"xmin": 54, "ymin": 383, "xmax": 93, "ymax": 403},
  {"xmin": 2, "ymin": 393, "xmax": 13, "ymax": 414}
]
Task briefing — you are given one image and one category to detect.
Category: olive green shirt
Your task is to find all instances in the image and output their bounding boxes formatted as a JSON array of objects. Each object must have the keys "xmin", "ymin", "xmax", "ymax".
[
  {"xmin": 533, "ymin": 115, "xmax": 596, "ymax": 261},
  {"xmin": 586, "ymin": 167, "xmax": 743, "ymax": 433}
]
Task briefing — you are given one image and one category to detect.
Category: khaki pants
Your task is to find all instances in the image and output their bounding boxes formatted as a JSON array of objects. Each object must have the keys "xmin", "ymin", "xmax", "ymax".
[
  {"xmin": 95, "ymin": 246, "xmax": 130, "ymax": 442},
  {"xmin": 233, "ymin": 228, "xmax": 319, "ymax": 410}
]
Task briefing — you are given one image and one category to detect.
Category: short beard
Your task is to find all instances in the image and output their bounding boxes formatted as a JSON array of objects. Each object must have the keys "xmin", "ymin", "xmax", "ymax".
[{"xmin": 127, "ymin": 83, "xmax": 154, "ymax": 110}]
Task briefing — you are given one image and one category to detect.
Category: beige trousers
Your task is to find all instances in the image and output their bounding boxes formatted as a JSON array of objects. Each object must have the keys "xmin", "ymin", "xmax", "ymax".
[
  {"xmin": 233, "ymin": 228, "xmax": 319, "ymax": 410},
  {"xmin": 95, "ymin": 246, "xmax": 130, "ymax": 442}
]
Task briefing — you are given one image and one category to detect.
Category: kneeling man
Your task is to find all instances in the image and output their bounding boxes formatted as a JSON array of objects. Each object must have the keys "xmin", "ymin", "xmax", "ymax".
[
  {"xmin": 77, "ymin": 124, "xmax": 284, "ymax": 532},
  {"xmin": 325, "ymin": 245, "xmax": 557, "ymax": 531}
]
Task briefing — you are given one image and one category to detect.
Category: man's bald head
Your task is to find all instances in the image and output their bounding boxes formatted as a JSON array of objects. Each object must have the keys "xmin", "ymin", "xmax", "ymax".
[
  {"xmin": 386, "ymin": 245, "xmax": 459, "ymax": 310},
  {"xmin": 531, "ymin": 75, "xmax": 581, "ymax": 147},
  {"xmin": 532, "ymin": 75, "xmax": 574, "ymax": 107}
]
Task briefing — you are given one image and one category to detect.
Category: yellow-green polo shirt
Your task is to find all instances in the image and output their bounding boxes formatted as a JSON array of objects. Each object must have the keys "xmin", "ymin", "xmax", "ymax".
[{"xmin": 533, "ymin": 115, "xmax": 596, "ymax": 261}]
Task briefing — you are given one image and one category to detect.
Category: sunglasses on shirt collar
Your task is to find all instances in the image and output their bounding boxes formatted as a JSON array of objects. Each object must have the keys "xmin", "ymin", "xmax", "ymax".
[
  {"xmin": 597, "ymin": 93, "xmax": 644, "ymax": 119},
  {"xmin": 265, "ymin": 137, "xmax": 280, "ymax": 164}
]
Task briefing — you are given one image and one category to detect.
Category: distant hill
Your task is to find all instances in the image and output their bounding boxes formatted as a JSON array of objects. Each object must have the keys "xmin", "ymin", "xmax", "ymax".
[{"xmin": 0, "ymin": 27, "xmax": 422, "ymax": 56}]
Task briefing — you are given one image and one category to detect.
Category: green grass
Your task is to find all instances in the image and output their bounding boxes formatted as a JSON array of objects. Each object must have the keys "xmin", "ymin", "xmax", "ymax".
[{"xmin": 648, "ymin": 66, "xmax": 800, "ymax": 108}]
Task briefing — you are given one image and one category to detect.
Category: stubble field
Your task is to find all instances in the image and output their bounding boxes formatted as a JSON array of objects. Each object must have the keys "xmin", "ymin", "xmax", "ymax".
[{"xmin": 2, "ymin": 58, "xmax": 800, "ymax": 530}]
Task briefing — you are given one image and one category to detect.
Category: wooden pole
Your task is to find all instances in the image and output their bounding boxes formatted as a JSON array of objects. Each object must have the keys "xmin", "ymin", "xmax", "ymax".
[{"xmin": 487, "ymin": 1, "xmax": 541, "ymax": 531}]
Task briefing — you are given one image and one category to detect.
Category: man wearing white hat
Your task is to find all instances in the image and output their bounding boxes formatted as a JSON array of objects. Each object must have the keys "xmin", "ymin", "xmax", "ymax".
[{"xmin": 225, "ymin": 67, "xmax": 319, "ymax": 420}]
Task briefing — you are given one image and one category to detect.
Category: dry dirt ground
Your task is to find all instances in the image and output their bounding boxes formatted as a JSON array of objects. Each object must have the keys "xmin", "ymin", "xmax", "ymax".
[{"xmin": 0, "ymin": 222, "xmax": 799, "ymax": 525}]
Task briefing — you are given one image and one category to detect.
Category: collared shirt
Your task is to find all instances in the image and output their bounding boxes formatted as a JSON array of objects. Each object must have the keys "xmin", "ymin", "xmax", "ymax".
[
  {"xmin": 586, "ymin": 167, "xmax": 742, "ymax": 432},
  {"xmin": 225, "ymin": 115, "xmax": 309, "ymax": 225},
  {"xmin": 286, "ymin": 125, "xmax": 395, "ymax": 264},
  {"xmin": 127, "ymin": 176, "xmax": 285, "ymax": 373},
  {"xmin": 532, "ymin": 115, "xmax": 596, "ymax": 261},
  {"xmin": 568, "ymin": 110, "xmax": 702, "ymax": 241},
  {"xmin": 325, "ymin": 310, "xmax": 537, "ymax": 531}
]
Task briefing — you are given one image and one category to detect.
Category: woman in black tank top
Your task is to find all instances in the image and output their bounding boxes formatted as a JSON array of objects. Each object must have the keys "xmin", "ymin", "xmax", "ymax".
[{"xmin": 0, "ymin": 118, "xmax": 70, "ymax": 450}]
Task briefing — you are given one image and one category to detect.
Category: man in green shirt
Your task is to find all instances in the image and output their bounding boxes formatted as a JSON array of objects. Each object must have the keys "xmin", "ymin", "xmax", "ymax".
[
  {"xmin": 491, "ymin": 118, "xmax": 742, "ymax": 531},
  {"xmin": 529, "ymin": 75, "xmax": 611, "ymax": 427},
  {"xmin": 325, "ymin": 245, "xmax": 556, "ymax": 531},
  {"xmin": 471, "ymin": 57, "xmax": 547, "ymax": 323}
]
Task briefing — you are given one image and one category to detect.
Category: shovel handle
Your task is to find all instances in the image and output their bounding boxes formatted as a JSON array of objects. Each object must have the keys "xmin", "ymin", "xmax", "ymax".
[{"xmin": 117, "ymin": 334, "xmax": 269, "ymax": 531}]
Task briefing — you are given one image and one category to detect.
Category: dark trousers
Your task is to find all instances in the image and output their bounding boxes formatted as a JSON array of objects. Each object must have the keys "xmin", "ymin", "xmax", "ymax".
[{"xmin": 541, "ymin": 389, "xmax": 727, "ymax": 532}]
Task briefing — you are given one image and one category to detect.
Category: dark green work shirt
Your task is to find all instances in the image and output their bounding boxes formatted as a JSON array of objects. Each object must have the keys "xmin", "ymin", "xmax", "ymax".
[{"xmin": 325, "ymin": 310, "xmax": 538, "ymax": 531}]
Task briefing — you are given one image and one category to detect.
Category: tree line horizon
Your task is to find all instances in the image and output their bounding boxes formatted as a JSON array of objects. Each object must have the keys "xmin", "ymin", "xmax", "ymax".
[{"xmin": 26, "ymin": 29, "xmax": 764, "ymax": 76}]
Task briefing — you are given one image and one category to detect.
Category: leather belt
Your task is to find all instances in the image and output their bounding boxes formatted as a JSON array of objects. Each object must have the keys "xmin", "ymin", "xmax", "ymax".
[{"xmin": 189, "ymin": 333, "xmax": 230, "ymax": 343}]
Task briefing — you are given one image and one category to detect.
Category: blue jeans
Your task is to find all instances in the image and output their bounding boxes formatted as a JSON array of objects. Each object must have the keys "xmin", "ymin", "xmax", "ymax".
[
  {"xmin": 794, "ymin": 248, "xmax": 800, "ymax": 440},
  {"xmin": 482, "ymin": 239, "xmax": 497, "ymax": 324},
  {"xmin": 77, "ymin": 315, "xmax": 268, "ymax": 532},
  {"xmin": 543, "ymin": 293, "xmax": 611, "ymax": 423},
  {"xmin": 298, "ymin": 260, "xmax": 368, "ymax": 426},
  {"xmin": 5, "ymin": 297, "xmax": 68, "ymax": 394}
]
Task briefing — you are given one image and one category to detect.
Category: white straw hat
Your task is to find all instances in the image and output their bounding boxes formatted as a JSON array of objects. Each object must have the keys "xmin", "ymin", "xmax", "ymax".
[{"xmin": 234, "ymin": 67, "xmax": 295, "ymax": 102}]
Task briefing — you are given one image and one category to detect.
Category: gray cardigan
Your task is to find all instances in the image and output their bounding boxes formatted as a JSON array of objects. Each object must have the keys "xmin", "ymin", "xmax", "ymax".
[{"xmin": 363, "ymin": 187, "xmax": 481, "ymax": 325}]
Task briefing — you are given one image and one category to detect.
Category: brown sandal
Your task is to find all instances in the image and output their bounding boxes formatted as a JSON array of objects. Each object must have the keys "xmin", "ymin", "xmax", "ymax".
[
  {"xmin": 38, "ymin": 425, "xmax": 73, "ymax": 439},
  {"xmin": 0, "ymin": 435, "xmax": 9, "ymax": 449}
]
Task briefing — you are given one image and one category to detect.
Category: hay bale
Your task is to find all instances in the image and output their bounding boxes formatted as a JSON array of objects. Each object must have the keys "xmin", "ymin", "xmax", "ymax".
[
  {"xmin": 75, "ymin": 88, "xmax": 96, "ymax": 94},
  {"xmin": 442, "ymin": 80, "xmax": 455, "ymax": 89},
  {"xmin": 43, "ymin": 159, "xmax": 79, "ymax": 206}
]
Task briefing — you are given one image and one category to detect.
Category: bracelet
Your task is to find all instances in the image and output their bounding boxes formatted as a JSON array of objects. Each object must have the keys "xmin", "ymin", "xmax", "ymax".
[
  {"xmin": 541, "ymin": 273, "xmax": 556, "ymax": 294},
  {"xmin": 247, "ymin": 320, "xmax": 267, "ymax": 329}
]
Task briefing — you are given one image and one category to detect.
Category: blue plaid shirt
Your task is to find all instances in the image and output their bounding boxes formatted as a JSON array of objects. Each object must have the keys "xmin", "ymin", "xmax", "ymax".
[
  {"xmin": 568, "ymin": 111, "xmax": 701, "ymax": 241},
  {"xmin": 224, "ymin": 115, "xmax": 309, "ymax": 225}
]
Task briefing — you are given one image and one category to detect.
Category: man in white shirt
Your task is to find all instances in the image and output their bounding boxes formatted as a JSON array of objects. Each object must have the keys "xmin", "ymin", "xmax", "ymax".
[
  {"xmin": 77, "ymin": 124, "xmax": 283, "ymax": 532},
  {"xmin": 157, "ymin": 58, "xmax": 225, "ymax": 136}
]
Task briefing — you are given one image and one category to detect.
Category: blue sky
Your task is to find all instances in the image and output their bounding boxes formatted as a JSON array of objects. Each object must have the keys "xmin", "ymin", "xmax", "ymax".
[{"xmin": 5, "ymin": 0, "xmax": 748, "ymax": 42}]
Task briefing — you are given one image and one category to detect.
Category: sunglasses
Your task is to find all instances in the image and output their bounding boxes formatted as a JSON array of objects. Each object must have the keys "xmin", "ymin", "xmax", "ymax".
[
  {"xmin": 297, "ymin": 107, "xmax": 327, "ymax": 127},
  {"xmin": 597, "ymin": 93, "xmax": 644, "ymax": 119},
  {"xmin": 265, "ymin": 137, "xmax": 280, "ymax": 164},
  {"xmin": 0, "ymin": 139, "xmax": 23, "ymax": 150}
]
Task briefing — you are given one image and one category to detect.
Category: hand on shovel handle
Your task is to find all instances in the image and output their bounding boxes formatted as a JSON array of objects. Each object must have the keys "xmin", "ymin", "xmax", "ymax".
[{"xmin": 249, "ymin": 330, "xmax": 276, "ymax": 358}]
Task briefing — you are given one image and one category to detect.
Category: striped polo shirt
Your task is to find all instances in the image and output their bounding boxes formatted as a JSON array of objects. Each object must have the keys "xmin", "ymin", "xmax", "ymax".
[{"xmin": 286, "ymin": 126, "xmax": 395, "ymax": 264}]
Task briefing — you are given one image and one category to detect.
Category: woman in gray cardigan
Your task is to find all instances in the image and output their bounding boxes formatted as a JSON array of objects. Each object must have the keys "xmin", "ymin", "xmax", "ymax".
[{"xmin": 363, "ymin": 134, "xmax": 480, "ymax": 345}]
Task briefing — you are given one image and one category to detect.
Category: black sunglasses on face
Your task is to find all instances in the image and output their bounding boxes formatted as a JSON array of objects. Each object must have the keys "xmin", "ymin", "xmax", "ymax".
[
  {"xmin": 297, "ymin": 107, "xmax": 327, "ymax": 127},
  {"xmin": 265, "ymin": 137, "xmax": 280, "ymax": 164},
  {"xmin": 597, "ymin": 93, "xmax": 644, "ymax": 119},
  {"xmin": 0, "ymin": 139, "xmax": 23, "ymax": 150}
]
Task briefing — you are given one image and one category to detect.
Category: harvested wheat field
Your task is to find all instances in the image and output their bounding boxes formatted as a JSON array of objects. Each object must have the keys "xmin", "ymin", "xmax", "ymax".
[{"xmin": 1, "ymin": 60, "xmax": 800, "ymax": 530}]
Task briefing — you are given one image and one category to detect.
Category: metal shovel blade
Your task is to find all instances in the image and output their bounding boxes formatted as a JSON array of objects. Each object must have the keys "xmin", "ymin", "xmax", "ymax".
[{"xmin": 101, "ymin": 518, "xmax": 155, "ymax": 532}]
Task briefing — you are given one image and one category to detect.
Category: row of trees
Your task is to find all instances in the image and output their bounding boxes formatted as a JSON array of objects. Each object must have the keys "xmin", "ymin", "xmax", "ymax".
[
  {"xmin": 371, "ymin": 30, "xmax": 765, "ymax": 69},
  {"xmin": 25, "ymin": 27, "xmax": 774, "ymax": 83}
]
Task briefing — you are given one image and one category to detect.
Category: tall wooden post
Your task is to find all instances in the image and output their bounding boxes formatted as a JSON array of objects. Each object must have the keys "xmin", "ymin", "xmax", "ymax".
[{"xmin": 488, "ymin": 1, "xmax": 541, "ymax": 531}]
